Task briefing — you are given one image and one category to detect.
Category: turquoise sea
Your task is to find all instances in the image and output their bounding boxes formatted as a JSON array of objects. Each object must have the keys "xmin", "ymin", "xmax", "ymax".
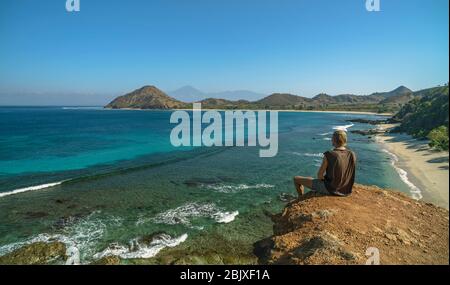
[{"xmin": 0, "ymin": 107, "xmax": 412, "ymax": 263}]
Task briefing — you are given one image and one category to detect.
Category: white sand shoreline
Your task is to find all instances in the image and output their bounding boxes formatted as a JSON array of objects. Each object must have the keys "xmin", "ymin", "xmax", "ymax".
[{"xmin": 375, "ymin": 125, "xmax": 449, "ymax": 209}]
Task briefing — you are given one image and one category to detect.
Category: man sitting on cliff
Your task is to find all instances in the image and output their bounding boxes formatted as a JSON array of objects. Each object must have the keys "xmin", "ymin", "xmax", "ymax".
[{"xmin": 294, "ymin": 130, "xmax": 356, "ymax": 197}]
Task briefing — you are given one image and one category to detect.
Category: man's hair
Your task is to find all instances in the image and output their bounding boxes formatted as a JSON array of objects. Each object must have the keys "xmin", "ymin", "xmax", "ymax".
[{"xmin": 333, "ymin": 130, "xmax": 347, "ymax": 147}]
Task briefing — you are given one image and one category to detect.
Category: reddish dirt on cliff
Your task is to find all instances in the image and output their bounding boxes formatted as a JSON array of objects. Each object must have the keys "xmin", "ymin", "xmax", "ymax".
[{"xmin": 254, "ymin": 184, "xmax": 449, "ymax": 265}]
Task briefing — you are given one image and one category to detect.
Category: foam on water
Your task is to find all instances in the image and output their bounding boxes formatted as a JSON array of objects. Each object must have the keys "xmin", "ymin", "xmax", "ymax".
[
  {"xmin": 204, "ymin": 183, "xmax": 274, "ymax": 193},
  {"xmin": 382, "ymin": 149, "xmax": 423, "ymax": 200},
  {"xmin": 0, "ymin": 181, "xmax": 66, "ymax": 198},
  {"xmin": 93, "ymin": 233, "xmax": 188, "ymax": 260},
  {"xmin": 137, "ymin": 202, "xmax": 239, "ymax": 226},
  {"xmin": 213, "ymin": 211, "xmax": 239, "ymax": 223},
  {"xmin": 318, "ymin": 132, "xmax": 332, "ymax": 136},
  {"xmin": 0, "ymin": 211, "xmax": 123, "ymax": 264},
  {"xmin": 313, "ymin": 159, "xmax": 323, "ymax": 167},
  {"xmin": 332, "ymin": 124, "xmax": 354, "ymax": 132},
  {"xmin": 291, "ymin": 152, "xmax": 324, "ymax": 158}
]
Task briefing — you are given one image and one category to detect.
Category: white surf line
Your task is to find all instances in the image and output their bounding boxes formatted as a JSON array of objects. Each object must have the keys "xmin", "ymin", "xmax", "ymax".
[
  {"xmin": 332, "ymin": 124, "xmax": 354, "ymax": 132},
  {"xmin": 0, "ymin": 181, "xmax": 66, "ymax": 198},
  {"xmin": 382, "ymin": 149, "xmax": 423, "ymax": 200}
]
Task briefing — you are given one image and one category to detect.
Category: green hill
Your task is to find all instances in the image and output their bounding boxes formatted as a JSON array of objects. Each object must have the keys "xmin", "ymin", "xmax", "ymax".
[
  {"xmin": 105, "ymin": 86, "xmax": 188, "ymax": 109},
  {"xmin": 393, "ymin": 85, "xmax": 449, "ymax": 150},
  {"xmin": 105, "ymin": 84, "xmax": 436, "ymax": 113}
]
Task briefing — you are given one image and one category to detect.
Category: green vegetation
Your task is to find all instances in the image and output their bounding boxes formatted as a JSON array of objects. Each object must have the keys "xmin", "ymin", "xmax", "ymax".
[
  {"xmin": 428, "ymin": 126, "xmax": 449, "ymax": 151},
  {"xmin": 393, "ymin": 85, "xmax": 449, "ymax": 150},
  {"xmin": 106, "ymin": 85, "xmax": 416, "ymax": 113}
]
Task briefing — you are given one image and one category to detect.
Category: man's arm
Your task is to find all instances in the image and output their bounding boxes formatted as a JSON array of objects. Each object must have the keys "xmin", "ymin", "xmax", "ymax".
[{"xmin": 317, "ymin": 156, "xmax": 328, "ymax": 180}]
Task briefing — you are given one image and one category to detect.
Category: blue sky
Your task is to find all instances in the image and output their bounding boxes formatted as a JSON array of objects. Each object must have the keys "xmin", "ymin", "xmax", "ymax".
[{"xmin": 0, "ymin": 0, "xmax": 448, "ymax": 105}]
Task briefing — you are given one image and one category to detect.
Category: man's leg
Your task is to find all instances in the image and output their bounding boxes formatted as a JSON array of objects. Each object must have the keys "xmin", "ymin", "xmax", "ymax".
[{"xmin": 293, "ymin": 176, "xmax": 314, "ymax": 196}]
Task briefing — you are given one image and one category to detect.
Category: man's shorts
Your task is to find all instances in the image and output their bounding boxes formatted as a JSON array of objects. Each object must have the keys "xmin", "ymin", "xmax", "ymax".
[{"xmin": 311, "ymin": 179, "xmax": 329, "ymax": 194}]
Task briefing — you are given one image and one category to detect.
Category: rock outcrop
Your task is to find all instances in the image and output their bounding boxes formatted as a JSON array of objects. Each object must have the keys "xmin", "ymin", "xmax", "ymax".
[
  {"xmin": 105, "ymin": 85, "xmax": 188, "ymax": 109},
  {"xmin": 1, "ymin": 185, "xmax": 448, "ymax": 265},
  {"xmin": 253, "ymin": 184, "xmax": 449, "ymax": 265},
  {"xmin": 0, "ymin": 242, "xmax": 67, "ymax": 265}
]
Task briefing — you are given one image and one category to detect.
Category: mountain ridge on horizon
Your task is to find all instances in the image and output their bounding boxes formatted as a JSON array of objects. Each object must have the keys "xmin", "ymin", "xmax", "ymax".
[
  {"xmin": 167, "ymin": 85, "xmax": 267, "ymax": 102},
  {"xmin": 104, "ymin": 83, "xmax": 446, "ymax": 113},
  {"xmin": 167, "ymin": 85, "xmax": 414, "ymax": 103}
]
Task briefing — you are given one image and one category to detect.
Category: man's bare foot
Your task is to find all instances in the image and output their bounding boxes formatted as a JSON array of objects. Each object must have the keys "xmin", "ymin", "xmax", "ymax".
[{"xmin": 296, "ymin": 185, "xmax": 304, "ymax": 196}]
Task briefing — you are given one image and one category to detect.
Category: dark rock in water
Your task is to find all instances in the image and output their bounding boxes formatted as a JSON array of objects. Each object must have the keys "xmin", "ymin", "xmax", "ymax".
[
  {"xmin": 262, "ymin": 209, "xmax": 274, "ymax": 218},
  {"xmin": 24, "ymin": 211, "xmax": 49, "ymax": 219},
  {"xmin": 350, "ymin": 129, "xmax": 385, "ymax": 136},
  {"xmin": 0, "ymin": 242, "xmax": 66, "ymax": 265},
  {"xmin": 53, "ymin": 213, "xmax": 84, "ymax": 229},
  {"xmin": 279, "ymin": 193, "xmax": 297, "ymax": 202},
  {"xmin": 183, "ymin": 180, "xmax": 201, "ymax": 187},
  {"xmin": 346, "ymin": 118, "xmax": 388, "ymax": 125},
  {"xmin": 90, "ymin": 255, "xmax": 121, "ymax": 265},
  {"xmin": 139, "ymin": 231, "xmax": 169, "ymax": 245},
  {"xmin": 55, "ymin": 199, "xmax": 71, "ymax": 204},
  {"xmin": 216, "ymin": 176, "xmax": 234, "ymax": 183}
]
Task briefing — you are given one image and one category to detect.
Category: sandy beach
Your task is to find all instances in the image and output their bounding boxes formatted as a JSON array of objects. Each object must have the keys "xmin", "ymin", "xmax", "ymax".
[{"xmin": 376, "ymin": 124, "xmax": 449, "ymax": 209}]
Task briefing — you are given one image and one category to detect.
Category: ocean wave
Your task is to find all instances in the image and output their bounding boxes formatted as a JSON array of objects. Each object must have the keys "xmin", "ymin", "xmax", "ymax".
[
  {"xmin": 332, "ymin": 124, "xmax": 354, "ymax": 132},
  {"xmin": 313, "ymin": 158, "xmax": 323, "ymax": 167},
  {"xmin": 138, "ymin": 202, "xmax": 239, "ymax": 226},
  {"xmin": 318, "ymin": 132, "xmax": 332, "ymax": 136},
  {"xmin": 0, "ymin": 211, "xmax": 122, "ymax": 264},
  {"xmin": 212, "ymin": 211, "xmax": 239, "ymax": 223},
  {"xmin": 0, "ymin": 181, "xmax": 66, "ymax": 198},
  {"xmin": 382, "ymin": 149, "xmax": 423, "ymax": 200},
  {"xmin": 204, "ymin": 183, "xmax": 274, "ymax": 193},
  {"xmin": 93, "ymin": 233, "xmax": 188, "ymax": 260},
  {"xmin": 291, "ymin": 152, "xmax": 324, "ymax": 158}
]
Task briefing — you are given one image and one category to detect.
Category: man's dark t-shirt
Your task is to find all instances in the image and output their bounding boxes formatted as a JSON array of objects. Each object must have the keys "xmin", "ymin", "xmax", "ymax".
[{"xmin": 323, "ymin": 149, "xmax": 356, "ymax": 196}]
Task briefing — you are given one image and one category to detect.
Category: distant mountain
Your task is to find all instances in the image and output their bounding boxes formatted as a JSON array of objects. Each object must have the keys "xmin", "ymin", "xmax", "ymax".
[
  {"xmin": 105, "ymin": 86, "xmax": 187, "ymax": 109},
  {"xmin": 168, "ymin": 86, "xmax": 266, "ymax": 102},
  {"xmin": 168, "ymin": 86, "xmax": 206, "ymax": 102},
  {"xmin": 249, "ymin": 86, "xmax": 416, "ymax": 111},
  {"xmin": 106, "ymin": 85, "xmax": 425, "ymax": 113},
  {"xmin": 209, "ymin": 90, "xmax": 266, "ymax": 102}
]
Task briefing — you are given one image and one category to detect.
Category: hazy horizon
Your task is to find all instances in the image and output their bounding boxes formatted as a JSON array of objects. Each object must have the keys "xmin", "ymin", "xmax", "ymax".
[{"xmin": 1, "ymin": 83, "xmax": 449, "ymax": 106}]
